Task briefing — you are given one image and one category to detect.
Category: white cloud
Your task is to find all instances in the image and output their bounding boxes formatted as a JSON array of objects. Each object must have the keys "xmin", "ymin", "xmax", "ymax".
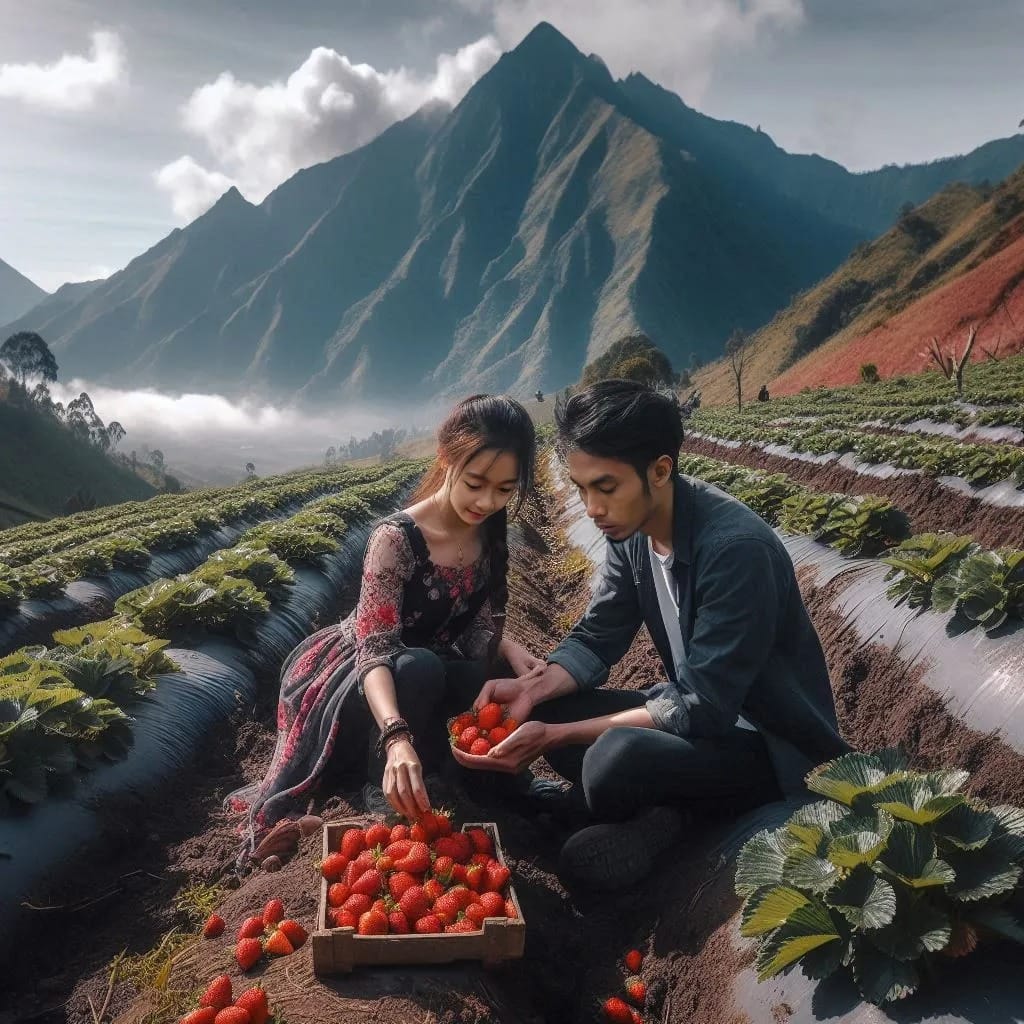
[
  {"xmin": 156, "ymin": 35, "xmax": 501, "ymax": 223},
  {"xmin": 463, "ymin": 0, "xmax": 804, "ymax": 102},
  {"xmin": 0, "ymin": 30, "xmax": 125, "ymax": 111}
]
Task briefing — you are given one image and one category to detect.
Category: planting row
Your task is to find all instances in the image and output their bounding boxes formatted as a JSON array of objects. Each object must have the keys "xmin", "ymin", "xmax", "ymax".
[
  {"xmin": 0, "ymin": 463, "xmax": 422, "ymax": 810},
  {"xmin": 678, "ymin": 453, "xmax": 1024, "ymax": 632}
]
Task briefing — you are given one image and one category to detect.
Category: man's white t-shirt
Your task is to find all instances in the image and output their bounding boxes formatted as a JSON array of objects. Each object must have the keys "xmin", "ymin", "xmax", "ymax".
[{"xmin": 648, "ymin": 537, "xmax": 755, "ymax": 731}]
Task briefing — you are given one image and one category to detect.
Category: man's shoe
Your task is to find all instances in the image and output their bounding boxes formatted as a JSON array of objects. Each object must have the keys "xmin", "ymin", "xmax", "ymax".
[
  {"xmin": 361, "ymin": 782, "xmax": 391, "ymax": 818},
  {"xmin": 558, "ymin": 806, "xmax": 685, "ymax": 891}
]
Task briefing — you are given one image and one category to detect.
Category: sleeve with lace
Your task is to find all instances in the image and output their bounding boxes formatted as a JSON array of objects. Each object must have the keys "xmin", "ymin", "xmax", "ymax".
[{"xmin": 354, "ymin": 522, "xmax": 416, "ymax": 687}]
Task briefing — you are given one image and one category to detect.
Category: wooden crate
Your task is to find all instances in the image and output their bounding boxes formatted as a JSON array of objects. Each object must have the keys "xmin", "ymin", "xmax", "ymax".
[{"xmin": 312, "ymin": 820, "xmax": 526, "ymax": 974}]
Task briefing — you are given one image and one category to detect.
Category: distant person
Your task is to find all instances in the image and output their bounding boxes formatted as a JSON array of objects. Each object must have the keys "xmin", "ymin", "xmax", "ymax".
[
  {"xmin": 455, "ymin": 380, "xmax": 848, "ymax": 890},
  {"xmin": 535, "ymin": 389, "xmax": 545, "ymax": 403},
  {"xmin": 228, "ymin": 395, "xmax": 543, "ymax": 867},
  {"xmin": 758, "ymin": 384, "xmax": 770, "ymax": 403}
]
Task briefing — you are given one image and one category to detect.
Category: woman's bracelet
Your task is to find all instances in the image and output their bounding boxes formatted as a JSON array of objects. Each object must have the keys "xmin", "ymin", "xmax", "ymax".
[{"xmin": 375, "ymin": 717, "xmax": 413, "ymax": 758}]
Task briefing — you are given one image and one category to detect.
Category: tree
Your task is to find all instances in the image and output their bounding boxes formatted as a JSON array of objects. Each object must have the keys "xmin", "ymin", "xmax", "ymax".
[
  {"xmin": 65, "ymin": 391, "xmax": 109, "ymax": 449},
  {"xmin": 0, "ymin": 331, "xmax": 58, "ymax": 386},
  {"xmin": 859, "ymin": 363, "xmax": 880, "ymax": 384},
  {"xmin": 30, "ymin": 381, "xmax": 53, "ymax": 410},
  {"xmin": 725, "ymin": 328, "xmax": 752, "ymax": 410},
  {"xmin": 106, "ymin": 421, "xmax": 126, "ymax": 450},
  {"xmin": 923, "ymin": 325, "xmax": 978, "ymax": 397},
  {"xmin": 580, "ymin": 334, "xmax": 676, "ymax": 389},
  {"xmin": 149, "ymin": 449, "xmax": 165, "ymax": 472}
]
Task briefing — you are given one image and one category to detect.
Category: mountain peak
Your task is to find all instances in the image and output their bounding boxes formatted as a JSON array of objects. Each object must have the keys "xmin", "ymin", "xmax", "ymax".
[{"xmin": 508, "ymin": 21, "xmax": 583, "ymax": 65}]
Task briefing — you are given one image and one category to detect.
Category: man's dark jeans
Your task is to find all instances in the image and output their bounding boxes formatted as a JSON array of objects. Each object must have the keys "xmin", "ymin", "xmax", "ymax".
[{"xmin": 532, "ymin": 687, "xmax": 782, "ymax": 821}]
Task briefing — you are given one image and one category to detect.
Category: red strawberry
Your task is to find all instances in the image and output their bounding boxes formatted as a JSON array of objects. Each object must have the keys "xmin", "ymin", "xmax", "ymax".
[
  {"xmin": 357, "ymin": 909, "xmax": 388, "ymax": 935},
  {"xmin": 488, "ymin": 726, "xmax": 509, "ymax": 745},
  {"xmin": 450, "ymin": 832, "xmax": 473, "ymax": 862},
  {"xmin": 504, "ymin": 898, "xmax": 518, "ymax": 919},
  {"xmin": 625, "ymin": 949, "xmax": 643, "ymax": 973},
  {"xmin": 213, "ymin": 1009, "xmax": 251, "ymax": 1024},
  {"xmin": 264, "ymin": 929, "xmax": 294, "ymax": 957},
  {"xmin": 199, "ymin": 975, "xmax": 233, "ymax": 1011},
  {"xmin": 340, "ymin": 828, "xmax": 367, "ymax": 859},
  {"xmin": 329, "ymin": 909, "xmax": 358, "ymax": 929},
  {"xmin": 388, "ymin": 909, "xmax": 410, "ymax": 934},
  {"xmin": 409, "ymin": 821, "xmax": 428, "ymax": 842},
  {"xmin": 414, "ymin": 914, "xmax": 443, "ymax": 934},
  {"xmin": 237, "ymin": 916, "xmax": 265, "ymax": 940},
  {"xmin": 503, "ymin": 718, "xmax": 519, "ymax": 733},
  {"xmin": 341, "ymin": 892, "xmax": 373, "ymax": 917},
  {"xmin": 343, "ymin": 860, "xmax": 362, "ymax": 887},
  {"xmin": 388, "ymin": 870, "xmax": 419, "ymax": 902},
  {"xmin": 602, "ymin": 997, "xmax": 633, "ymax": 1023},
  {"xmin": 469, "ymin": 738, "xmax": 491, "ymax": 755},
  {"xmin": 432, "ymin": 889, "xmax": 465, "ymax": 924},
  {"xmin": 397, "ymin": 885, "xmax": 430, "ymax": 921},
  {"xmin": 433, "ymin": 808, "xmax": 453, "ymax": 836},
  {"xmin": 625, "ymin": 977, "xmax": 646, "ymax": 1006},
  {"xmin": 320, "ymin": 852, "xmax": 348, "ymax": 882},
  {"xmin": 465, "ymin": 903, "xmax": 486, "ymax": 927},
  {"xmin": 395, "ymin": 841, "xmax": 431, "ymax": 874},
  {"xmin": 477, "ymin": 702, "xmax": 503, "ymax": 731},
  {"xmin": 235, "ymin": 938, "xmax": 262, "ymax": 971},
  {"xmin": 180, "ymin": 1009, "xmax": 217, "ymax": 1024},
  {"xmin": 463, "ymin": 863, "xmax": 484, "ymax": 892},
  {"xmin": 460, "ymin": 726, "xmax": 481, "ymax": 747},
  {"xmin": 484, "ymin": 863, "xmax": 511, "ymax": 893},
  {"xmin": 629, "ymin": 1012, "xmax": 642, "ymax": 1024},
  {"xmin": 234, "ymin": 987, "xmax": 269, "ymax": 1024},
  {"xmin": 352, "ymin": 868, "xmax": 384, "ymax": 896},
  {"xmin": 202, "ymin": 914, "xmax": 225, "ymax": 939},
  {"xmin": 385, "ymin": 839, "xmax": 413, "ymax": 860},
  {"xmin": 452, "ymin": 712, "xmax": 476, "ymax": 731},
  {"xmin": 432, "ymin": 855, "xmax": 455, "ymax": 882},
  {"xmin": 328, "ymin": 882, "xmax": 350, "ymax": 908},
  {"xmin": 445, "ymin": 918, "xmax": 477, "ymax": 933},
  {"xmin": 422, "ymin": 877, "xmax": 445, "ymax": 903},
  {"xmin": 371, "ymin": 898, "xmax": 389, "ymax": 915},
  {"xmin": 374, "ymin": 853, "xmax": 394, "ymax": 873},
  {"xmin": 390, "ymin": 822, "xmax": 411, "ymax": 842},
  {"xmin": 261, "ymin": 899, "xmax": 284, "ymax": 926},
  {"xmin": 479, "ymin": 891, "xmax": 506, "ymax": 917},
  {"xmin": 365, "ymin": 822, "xmax": 391, "ymax": 848},
  {"xmin": 416, "ymin": 811, "xmax": 441, "ymax": 841},
  {"xmin": 467, "ymin": 828, "xmax": 493, "ymax": 855},
  {"xmin": 470, "ymin": 852, "xmax": 491, "ymax": 867},
  {"xmin": 353, "ymin": 848, "xmax": 377, "ymax": 872},
  {"xmin": 277, "ymin": 919, "xmax": 308, "ymax": 949}
]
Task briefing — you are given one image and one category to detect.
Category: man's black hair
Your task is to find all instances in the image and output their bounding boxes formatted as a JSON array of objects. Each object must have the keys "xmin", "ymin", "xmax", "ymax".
[{"xmin": 554, "ymin": 378, "xmax": 684, "ymax": 487}]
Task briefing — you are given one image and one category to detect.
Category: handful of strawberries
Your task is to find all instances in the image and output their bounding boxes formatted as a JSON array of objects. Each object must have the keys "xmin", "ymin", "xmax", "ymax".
[
  {"xmin": 179, "ymin": 975, "xmax": 272, "ymax": 1024},
  {"xmin": 321, "ymin": 811, "xmax": 518, "ymax": 936},
  {"xmin": 448, "ymin": 702, "xmax": 519, "ymax": 755}
]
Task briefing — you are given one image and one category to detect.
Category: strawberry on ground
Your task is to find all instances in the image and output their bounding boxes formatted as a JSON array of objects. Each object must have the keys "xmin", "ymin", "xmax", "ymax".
[
  {"xmin": 237, "ymin": 916, "xmax": 265, "ymax": 940},
  {"xmin": 179, "ymin": 1009, "xmax": 217, "ymax": 1024},
  {"xmin": 234, "ymin": 987, "xmax": 270, "ymax": 1024},
  {"xmin": 277, "ymin": 919, "xmax": 308, "ymax": 948},
  {"xmin": 625, "ymin": 949, "xmax": 643, "ymax": 973},
  {"xmin": 199, "ymin": 976, "xmax": 233, "ymax": 1011},
  {"xmin": 202, "ymin": 914, "xmax": 225, "ymax": 939},
  {"xmin": 264, "ymin": 930, "xmax": 294, "ymax": 957},
  {"xmin": 235, "ymin": 938, "xmax": 262, "ymax": 971},
  {"xmin": 625, "ymin": 977, "xmax": 646, "ymax": 1005},
  {"xmin": 261, "ymin": 899, "xmax": 285, "ymax": 926},
  {"xmin": 602, "ymin": 997, "xmax": 634, "ymax": 1023},
  {"xmin": 213, "ymin": 1009, "xmax": 250, "ymax": 1024}
]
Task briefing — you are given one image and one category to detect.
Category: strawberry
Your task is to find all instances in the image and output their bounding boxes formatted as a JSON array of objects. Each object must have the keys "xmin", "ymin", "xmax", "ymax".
[
  {"xmin": 467, "ymin": 828, "xmax": 493, "ymax": 855},
  {"xmin": 433, "ymin": 808, "xmax": 453, "ymax": 836},
  {"xmin": 365, "ymin": 822, "xmax": 391, "ymax": 848},
  {"xmin": 199, "ymin": 975, "xmax": 233, "ymax": 1011},
  {"xmin": 261, "ymin": 899, "xmax": 285, "ymax": 926},
  {"xmin": 329, "ymin": 909, "xmax": 358, "ymax": 929},
  {"xmin": 602, "ymin": 997, "xmax": 633, "ymax": 1023},
  {"xmin": 460, "ymin": 726, "xmax": 481, "ymax": 747},
  {"xmin": 484, "ymin": 863, "xmax": 511, "ymax": 893},
  {"xmin": 213, "ymin": 1009, "xmax": 251, "ymax": 1024},
  {"xmin": 445, "ymin": 918, "xmax": 477, "ymax": 933},
  {"xmin": 416, "ymin": 811, "xmax": 441, "ymax": 841},
  {"xmin": 394, "ymin": 841, "xmax": 431, "ymax": 874},
  {"xmin": 503, "ymin": 718, "xmax": 519, "ymax": 733},
  {"xmin": 340, "ymin": 828, "xmax": 367, "ymax": 860},
  {"xmin": 385, "ymin": 839, "xmax": 413, "ymax": 860},
  {"xmin": 625, "ymin": 949, "xmax": 643, "ymax": 973},
  {"xmin": 397, "ymin": 885, "xmax": 430, "ymax": 921},
  {"xmin": 422, "ymin": 877, "xmax": 445, "ymax": 903},
  {"xmin": 487, "ymin": 726, "xmax": 509, "ymax": 745},
  {"xmin": 390, "ymin": 822, "xmax": 411, "ymax": 842},
  {"xmin": 357, "ymin": 909, "xmax": 388, "ymax": 935},
  {"xmin": 388, "ymin": 870, "xmax": 419, "ymax": 902},
  {"xmin": 352, "ymin": 868, "xmax": 384, "ymax": 896},
  {"xmin": 629, "ymin": 1012, "xmax": 642, "ymax": 1024},
  {"xmin": 504, "ymin": 898, "xmax": 518, "ymax": 919},
  {"xmin": 463, "ymin": 863, "xmax": 484, "ymax": 892},
  {"xmin": 353, "ymin": 848, "xmax": 377, "ymax": 872},
  {"xmin": 465, "ymin": 902, "xmax": 487, "ymax": 926},
  {"xmin": 264, "ymin": 929, "xmax": 294, "ymax": 957},
  {"xmin": 469, "ymin": 738, "xmax": 491, "ymax": 755},
  {"xmin": 414, "ymin": 914, "xmax": 443, "ymax": 934},
  {"xmin": 433, "ymin": 889, "xmax": 465, "ymax": 924},
  {"xmin": 328, "ymin": 882, "xmax": 350, "ymax": 908},
  {"xmin": 371, "ymin": 898, "xmax": 389, "ymax": 915},
  {"xmin": 238, "ymin": 916, "xmax": 265, "ymax": 940},
  {"xmin": 320, "ymin": 852, "xmax": 348, "ymax": 882},
  {"xmin": 388, "ymin": 909, "xmax": 410, "ymax": 934},
  {"xmin": 409, "ymin": 821, "xmax": 428, "ymax": 842},
  {"xmin": 341, "ymin": 892, "xmax": 373, "ymax": 917},
  {"xmin": 202, "ymin": 914, "xmax": 225, "ymax": 939},
  {"xmin": 432, "ymin": 855, "xmax": 455, "ymax": 882},
  {"xmin": 478, "ymin": 891, "xmax": 505, "ymax": 917},
  {"xmin": 625, "ymin": 977, "xmax": 646, "ymax": 1006},
  {"xmin": 452, "ymin": 712, "xmax": 476, "ymax": 731},
  {"xmin": 234, "ymin": 988, "xmax": 269, "ymax": 1024},
  {"xmin": 374, "ymin": 853, "xmax": 394, "ymax": 872},
  {"xmin": 235, "ymin": 938, "xmax": 262, "ymax": 971},
  {"xmin": 477, "ymin": 702, "xmax": 503, "ymax": 731},
  {"xmin": 277, "ymin": 919, "xmax": 308, "ymax": 949},
  {"xmin": 180, "ymin": 1010, "xmax": 217, "ymax": 1024}
]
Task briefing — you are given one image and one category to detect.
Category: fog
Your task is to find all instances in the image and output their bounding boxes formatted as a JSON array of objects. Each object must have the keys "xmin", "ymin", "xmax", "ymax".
[{"xmin": 50, "ymin": 380, "xmax": 440, "ymax": 486}]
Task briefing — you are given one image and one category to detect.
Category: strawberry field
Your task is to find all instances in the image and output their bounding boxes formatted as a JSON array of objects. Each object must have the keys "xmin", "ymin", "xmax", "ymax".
[{"xmin": 2, "ymin": 382, "xmax": 1024, "ymax": 1024}]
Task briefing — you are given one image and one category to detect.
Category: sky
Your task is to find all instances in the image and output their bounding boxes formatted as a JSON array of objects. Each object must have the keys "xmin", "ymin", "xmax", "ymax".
[{"xmin": 2, "ymin": 0, "xmax": 1023, "ymax": 294}]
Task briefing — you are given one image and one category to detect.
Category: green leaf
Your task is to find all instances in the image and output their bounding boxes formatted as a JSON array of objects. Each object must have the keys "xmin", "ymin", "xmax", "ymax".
[
  {"xmin": 783, "ymin": 847, "xmax": 840, "ymax": 893},
  {"xmin": 873, "ymin": 776, "xmax": 964, "ymax": 824},
  {"xmin": 853, "ymin": 943, "xmax": 920, "ymax": 1005},
  {"xmin": 934, "ymin": 801, "xmax": 996, "ymax": 850},
  {"xmin": 735, "ymin": 828, "xmax": 799, "ymax": 898},
  {"xmin": 944, "ymin": 845, "xmax": 1023, "ymax": 902},
  {"xmin": 826, "ymin": 865, "xmax": 897, "ymax": 930},
  {"xmin": 989, "ymin": 805, "xmax": 1024, "ymax": 862},
  {"xmin": 740, "ymin": 885, "xmax": 810, "ymax": 937},
  {"xmin": 798, "ymin": 937, "xmax": 848, "ymax": 981},
  {"xmin": 875, "ymin": 821, "xmax": 955, "ymax": 888},
  {"xmin": 924, "ymin": 769, "xmax": 970, "ymax": 795},
  {"xmin": 754, "ymin": 901, "xmax": 842, "ymax": 980},
  {"xmin": 868, "ymin": 894, "xmax": 951, "ymax": 961},
  {"xmin": 828, "ymin": 829, "xmax": 888, "ymax": 868},
  {"xmin": 805, "ymin": 752, "xmax": 896, "ymax": 806},
  {"xmin": 786, "ymin": 800, "xmax": 849, "ymax": 853}
]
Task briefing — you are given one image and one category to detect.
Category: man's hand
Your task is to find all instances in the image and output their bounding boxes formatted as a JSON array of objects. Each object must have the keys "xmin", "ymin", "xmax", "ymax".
[
  {"xmin": 450, "ymin": 720, "xmax": 550, "ymax": 774},
  {"xmin": 499, "ymin": 637, "xmax": 545, "ymax": 678},
  {"xmin": 473, "ymin": 665, "xmax": 543, "ymax": 725}
]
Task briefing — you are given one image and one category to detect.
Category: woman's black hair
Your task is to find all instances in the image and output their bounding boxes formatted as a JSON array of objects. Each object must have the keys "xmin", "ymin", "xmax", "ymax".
[
  {"xmin": 413, "ymin": 394, "xmax": 536, "ymax": 620},
  {"xmin": 554, "ymin": 378, "xmax": 684, "ymax": 488}
]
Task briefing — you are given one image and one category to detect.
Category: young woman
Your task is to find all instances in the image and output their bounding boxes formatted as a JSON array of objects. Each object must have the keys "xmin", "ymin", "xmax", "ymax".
[{"xmin": 229, "ymin": 394, "xmax": 540, "ymax": 865}]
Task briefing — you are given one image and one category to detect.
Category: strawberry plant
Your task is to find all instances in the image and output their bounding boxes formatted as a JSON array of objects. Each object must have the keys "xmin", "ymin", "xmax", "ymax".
[
  {"xmin": 931, "ymin": 548, "xmax": 1024, "ymax": 631},
  {"xmin": 240, "ymin": 521, "xmax": 338, "ymax": 564},
  {"xmin": 193, "ymin": 545, "xmax": 295, "ymax": 602},
  {"xmin": 814, "ymin": 496, "xmax": 910, "ymax": 557},
  {"xmin": 735, "ymin": 749, "xmax": 1024, "ymax": 1005},
  {"xmin": 882, "ymin": 534, "xmax": 979, "ymax": 609}
]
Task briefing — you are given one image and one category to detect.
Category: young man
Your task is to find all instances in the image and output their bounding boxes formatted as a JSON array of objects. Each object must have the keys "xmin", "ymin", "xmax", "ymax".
[{"xmin": 454, "ymin": 379, "xmax": 849, "ymax": 890}]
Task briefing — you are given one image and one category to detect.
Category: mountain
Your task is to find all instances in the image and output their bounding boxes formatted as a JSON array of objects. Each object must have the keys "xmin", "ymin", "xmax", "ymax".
[
  {"xmin": 0, "ymin": 258, "xmax": 47, "ymax": 327},
  {"xmin": 693, "ymin": 166, "xmax": 1024, "ymax": 403},
  {"xmin": 5, "ymin": 22, "xmax": 1024, "ymax": 405}
]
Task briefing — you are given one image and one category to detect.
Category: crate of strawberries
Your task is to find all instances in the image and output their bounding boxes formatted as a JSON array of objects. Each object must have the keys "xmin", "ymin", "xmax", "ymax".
[{"xmin": 311, "ymin": 811, "xmax": 525, "ymax": 974}]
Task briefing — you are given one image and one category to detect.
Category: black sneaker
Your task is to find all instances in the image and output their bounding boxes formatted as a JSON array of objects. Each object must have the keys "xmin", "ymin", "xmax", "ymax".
[
  {"xmin": 361, "ymin": 782, "xmax": 391, "ymax": 818},
  {"xmin": 558, "ymin": 806, "xmax": 685, "ymax": 891}
]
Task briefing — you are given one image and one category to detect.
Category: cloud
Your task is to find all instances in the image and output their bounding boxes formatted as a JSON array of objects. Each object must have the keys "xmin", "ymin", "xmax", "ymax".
[
  {"xmin": 461, "ymin": 0, "xmax": 804, "ymax": 102},
  {"xmin": 156, "ymin": 35, "xmax": 501, "ymax": 223},
  {"xmin": 0, "ymin": 30, "xmax": 125, "ymax": 111}
]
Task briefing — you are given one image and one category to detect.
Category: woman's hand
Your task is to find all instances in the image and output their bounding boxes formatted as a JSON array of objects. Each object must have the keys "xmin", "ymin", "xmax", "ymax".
[
  {"xmin": 474, "ymin": 667, "xmax": 543, "ymax": 726},
  {"xmin": 451, "ymin": 720, "xmax": 550, "ymax": 774},
  {"xmin": 382, "ymin": 737, "xmax": 430, "ymax": 820},
  {"xmin": 499, "ymin": 637, "xmax": 545, "ymax": 678}
]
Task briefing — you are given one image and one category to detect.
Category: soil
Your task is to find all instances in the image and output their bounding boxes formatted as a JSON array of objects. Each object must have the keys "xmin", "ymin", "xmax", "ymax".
[{"xmin": 683, "ymin": 435, "xmax": 1024, "ymax": 550}]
